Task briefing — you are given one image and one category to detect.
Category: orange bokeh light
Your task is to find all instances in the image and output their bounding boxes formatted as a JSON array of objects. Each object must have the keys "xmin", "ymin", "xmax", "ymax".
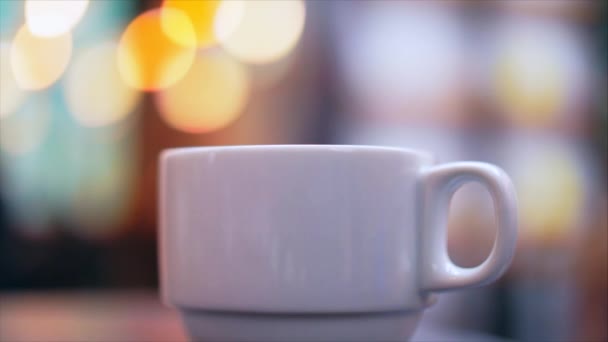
[
  {"xmin": 162, "ymin": 0, "xmax": 220, "ymax": 48},
  {"xmin": 156, "ymin": 50, "xmax": 250, "ymax": 133},
  {"xmin": 117, "ymin": 8, "xmax": 196, "ymax": 91}
]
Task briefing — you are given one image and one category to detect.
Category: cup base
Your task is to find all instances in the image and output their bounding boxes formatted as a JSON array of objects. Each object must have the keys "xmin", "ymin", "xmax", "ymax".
[{"xmin": 179, "ymin": 309, "xmax": 423, "ymax": 342}]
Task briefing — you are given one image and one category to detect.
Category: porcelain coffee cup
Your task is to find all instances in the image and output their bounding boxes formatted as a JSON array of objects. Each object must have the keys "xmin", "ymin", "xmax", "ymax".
[{"xmin": 159, "ymin": 145, "xmax": 517, "ymax": 341}]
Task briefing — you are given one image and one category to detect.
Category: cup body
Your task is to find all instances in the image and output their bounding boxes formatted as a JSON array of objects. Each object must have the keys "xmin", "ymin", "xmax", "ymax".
[{"xmin": 160, "ymin": 145, "xmax": 435, "ymax": 313}]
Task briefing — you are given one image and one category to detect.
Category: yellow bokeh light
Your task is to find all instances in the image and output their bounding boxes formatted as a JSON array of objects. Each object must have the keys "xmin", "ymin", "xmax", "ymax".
[
  {"xmin": 0, "ymin": 42, "xmax": 27, "ymax": 118},
  {"xmin": 0, "ymin": 98, "xmax": 52, "ymax": 156},
  {"xmin": 25, "ymin": 0, "xmax": 88, "ymax": 38},
  {"xmin": 156, "ymin": 50, "xmax": 250, "ymax": 133},
  {"xmin": 117, "ymin": 8, "xmax": 196, "ymax": 91},
  {"xmin": 10, "ymin": 25, "xmax": 72, "ymax": 90},
  {"xmin": 162, "ymin": 0, "xmax": 221, "ymax": 48},
  {"xmin": 491, "ymin": 20, "xmax": 588, "ymax": 128},
  {"xmin": 65, "ymin": 42, "xmax": 141, "ymax": 127},
  {"xmin": 516, "ymin": 152, "xmax": 583, "ymax": 241},
  {"xmin": 214, "ymin": 0, "xmax": 306, "ymax": 64},
  {"xmin": 496, "ymin": 45, "xmax": 563, "ymax": 125}
]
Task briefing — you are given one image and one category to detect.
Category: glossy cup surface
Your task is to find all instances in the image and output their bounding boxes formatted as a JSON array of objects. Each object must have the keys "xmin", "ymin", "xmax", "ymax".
[{"xmin": 160, "ymin": 145, "xmax": 435, "ymax": 313}]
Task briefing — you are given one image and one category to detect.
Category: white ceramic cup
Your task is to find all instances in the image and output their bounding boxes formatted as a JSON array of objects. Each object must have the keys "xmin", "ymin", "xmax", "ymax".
[{"xmin": 159, "ymin": 145, "xmax": 517, "ymax": 341}]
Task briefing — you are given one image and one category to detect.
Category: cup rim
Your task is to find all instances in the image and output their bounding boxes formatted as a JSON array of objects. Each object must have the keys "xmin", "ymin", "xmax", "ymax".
[{"xmin": 161, "ymin": 145, "xmax": 434, "ymax": 162}]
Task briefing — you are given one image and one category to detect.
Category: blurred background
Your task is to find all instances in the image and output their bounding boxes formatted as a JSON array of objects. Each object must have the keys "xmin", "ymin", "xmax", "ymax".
[{"xmin": 0, "ymin": 0, "xmax": 606, "ymax": 341}]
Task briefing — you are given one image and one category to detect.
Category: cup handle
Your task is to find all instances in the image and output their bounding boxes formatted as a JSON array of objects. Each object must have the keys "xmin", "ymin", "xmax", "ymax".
[{"xmin": 419, "ymin": 162, "xmax": 518, "ymax": 291}]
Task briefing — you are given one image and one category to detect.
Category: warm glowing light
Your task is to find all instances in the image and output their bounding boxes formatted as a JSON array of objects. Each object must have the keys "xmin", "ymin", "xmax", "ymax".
[
  {"xmin": 0, "ymin": 97, "xmax": 52, "ymax": 156},
  {"xmin": 156, "ymin": 50, "xmax": 250, "ymax": 133},
  {"xmin": 492, "ymin": 19, "xmax": 588, "ymax": 127},
  {"xmin": 0, "ymin": 42, "xmax": 26, "ymax": 118},
  {"xmin": 162, "ymin": 0, "xmax": 221, "ymax": 48},
  {"xmin": 117, "ymin": 8, "xmax": 196, "ymax": 91},
  {"xmin": 514, "ymin": 149, "xmax": 584, "ymax": 241},
  {"xmin": 25, "ymin": 0, "xmax": 89, "ymax": 37},
  {"xmin": 496, "ymin": 43, "xmax": 563, "ymax": 125},
  {"xmin": 65, "ymin": 42, "xmax": 141, "ymax": 127},
  {"xmin": 214, "ymin": 0, "xmax": 306, "ymax": 64},
  {"xmin": 10, "ymin": 25, "xmax": 72, "ymax": 90}
]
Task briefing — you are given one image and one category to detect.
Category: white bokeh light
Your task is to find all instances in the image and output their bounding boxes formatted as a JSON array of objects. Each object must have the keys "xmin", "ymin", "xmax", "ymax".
[{"xmin": 26, "ymin": 0, "xmax": 89, "ymax": 37}]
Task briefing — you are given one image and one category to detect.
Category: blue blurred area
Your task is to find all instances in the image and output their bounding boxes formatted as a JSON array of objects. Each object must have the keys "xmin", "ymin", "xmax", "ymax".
[{"xmin": 0, "ymin": 1, "xmax": 22, "ymax": 38}]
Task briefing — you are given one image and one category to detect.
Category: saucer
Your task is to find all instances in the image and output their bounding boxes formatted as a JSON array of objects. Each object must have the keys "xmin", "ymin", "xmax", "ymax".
[{"xmin": 180, "ymin": 309, "xmax": 423, "ymax": 342}]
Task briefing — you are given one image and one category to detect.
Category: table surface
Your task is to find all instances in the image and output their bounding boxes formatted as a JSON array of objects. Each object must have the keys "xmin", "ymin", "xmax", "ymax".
[{"xmin": 0, "ymin": 290, "xmax": 508, "ymax": 342}]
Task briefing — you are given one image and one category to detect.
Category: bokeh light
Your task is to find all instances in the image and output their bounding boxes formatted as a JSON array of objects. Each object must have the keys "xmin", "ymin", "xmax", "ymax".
[
  {"xmin": 65, "ymin": 42, "xmax": 141, "ymax": 127},
  {"xmin": 117, "ymin": 8, "xmax": 196, "ymax": 91},
  {"xmin": 156, "ymin": 50, "xmax": 250, "ymax": 133},
  {"xmin": 492, "ymin": 19, "xmax": 589, "ymax": 127},
  {"xmin": 10, "ymin": 25, "xmax": 72, "ymax": 90},
  {"xmin": 25, "ymin": 0, "xmax": 89, "ymax": 38},
  {"xmin": 0, "ymin": 96, "xmax": 52, "ymax": 156},
  {"xmin": 335, "ymin": 4, "xmax": 466, "ymax": 121},
  {"xmin": 0, "ymin": 42, "xmax": 26, "ymax": 118},
  {"xmin": 162, "ymin": 0, "xmax": 220, "ymax": 48},
  {"xmin": 505, "ymin": 137, "xmax": 587, "ymax": 244},
  {"xmin": 214, "ymin": 0, "xmax": 306, "ymax": 64},
  {"xmin": 496, "ymin": 41, "xmax": 564, "ymax": 125},
  {"xmin": 516, "ymin": 151, "xmax": 584, "ymax": 242}
]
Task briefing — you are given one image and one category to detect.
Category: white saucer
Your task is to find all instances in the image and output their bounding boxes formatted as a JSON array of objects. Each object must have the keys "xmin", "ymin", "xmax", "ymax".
[{"xmin": 180, "ymin": 309, "xmax": 423, "ymax": 342}]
